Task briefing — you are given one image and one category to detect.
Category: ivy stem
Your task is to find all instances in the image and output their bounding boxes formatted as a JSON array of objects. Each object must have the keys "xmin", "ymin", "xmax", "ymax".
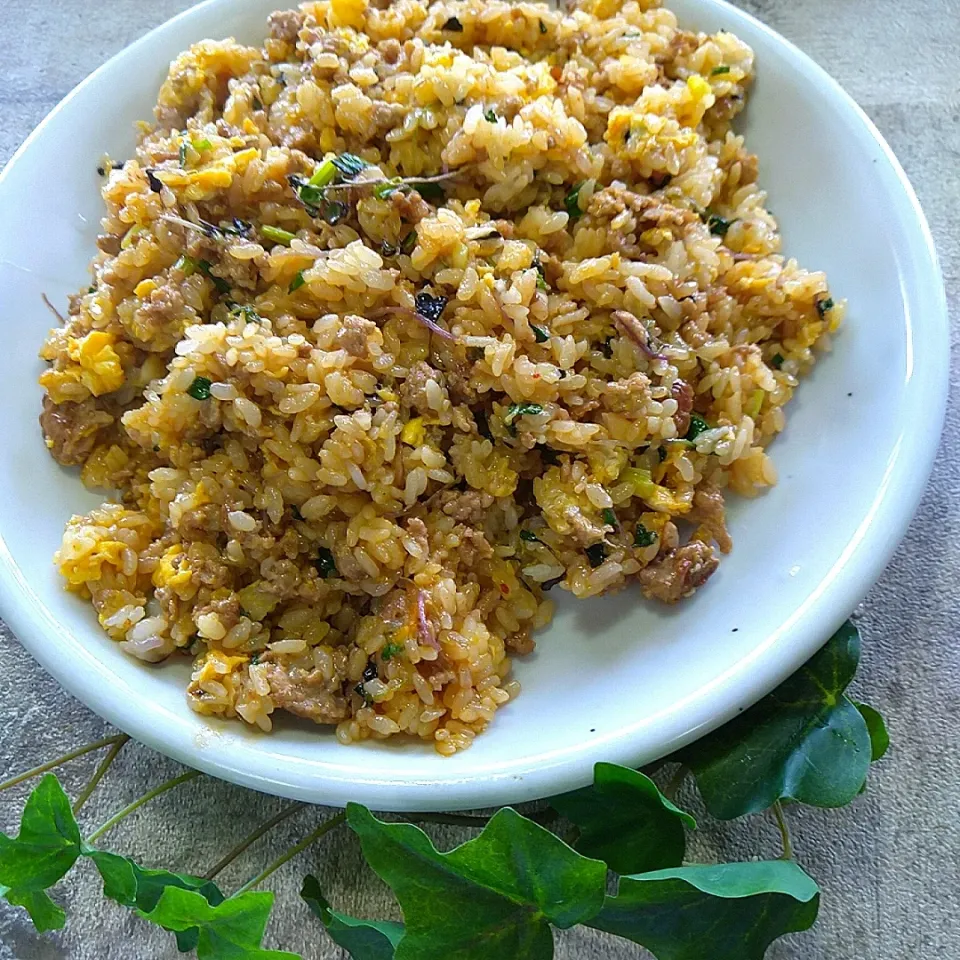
[
  {"xmin": 88, "ymin": 770, "xmax": 201, "ymax": 844},
  {"xmin": 0, "ymin": 734, "xmax": 128, "ymax": 793},
  {"xmin": 73, "ymin": 735, "xmax": 130, "ymax": 814},
  {"xmin": 773, "ymin": 801, "xmax": 794, "ymax": 860},
  {"xmin": 235, "ymin": 812, "xmax": 346, "ymax": 895},
  {"xmin": 204, "ymin": 802, "xmax": 307, "ymax": 880}
]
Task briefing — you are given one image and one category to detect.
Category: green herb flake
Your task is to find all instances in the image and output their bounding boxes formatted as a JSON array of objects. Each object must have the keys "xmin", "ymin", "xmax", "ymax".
[
  {"xmin": 707, "ymin": 214, "xmax": 733, "ymax": 236},
  {"xmin": 315, "ymin": 547, "xmax": 337, "ymax": 579},
  {"xmin": 322, "ymin": 200, "xmax": 349, "ymax": 225},
  {"xmin": 771, "ymin": 352, "xmax": 785, "ymax": 369},
  {"xmin": 196, "ymin": 260, "xmax": 230, "ymax": 294},
  {"xmin": 261, "ymin": 225, "xmax": 297, "ymax": 246},
  {"xmin": 191, "ymin": 138, "xmax": 212, "ymax": 151},
  {"xmin": 331, "ymin": 153, "xmax": 369, "ymax": 179},
  {"xmin": 585, "ymin": 542, "xmax": 607, "ymax": 568},
  {"xmin": 535, "ymin": 272, "xmax": 549, "ymax": 292},
  {"xmin": 531, "ymin": 323, "xmax": 549, "ymax": 342},
  {"xmin": 685, "ymin": 414, "xmax": 711, "ymax": 442},
  {"xmin": 186, "ymin": 377, "xmax": 212, "ymax": 401},
  {"xmin": 565, "ymin": 182, "xmax": 584, "ymax": 220},
  {"xmin": 602, "ymin": 508, "xmax": 618, "ymax": 530},
  {"xmin": 374, "ymin": 177, "xmax": 404, "ymax": 200},
  {"xmin": 288, "ymin": 270, "xmax": 306, "ymax": 294},
  {"xmin": 634, "ymin": 524, "xmax": 657, "ymax": 548},
  {"xmin": 816, "ymin": 295, "xmax": 835, "ymax": 319},
  {"xmin": 178, "ymin": 141, "xmax": 187, "ymax": 167},
  {"xmin": 484, "ymin": 109, "xmax": 498, "ymax": 123},
  {"xmin": 657, "ymin": 445, "xmax": 667, "ymax": 463},
  {"xmin": 711, "ymin": 65, "xmax": 731, "ymax": 75},
  {"xmin": 400, "ymin": 230, "xmax": 417, "ymax": 254},
  {"xmin": 539, "ymin": 18, "xmax": 547, "ymax": 33},
  {"xmin": 380, "ymin": 641, "xmax": 405, "ymax": 662},
  {"xmin": 174, "ymin": 255, "xmax": 197, "ymax": 277},
  {"xmin": 519, "ymin": 530, "xmax": 541, "ymax": 543},
  {"xmin": 503, "ymin": 401, "xmax": 545, "ymax": 429},
  {"xmin": 416, "ymin": 181, "xmax": 445, "ymax": 202}
]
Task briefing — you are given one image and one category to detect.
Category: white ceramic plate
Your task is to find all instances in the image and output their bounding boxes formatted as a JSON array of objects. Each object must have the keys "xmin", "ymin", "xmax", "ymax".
[{"xmin": 0, "ymin": 0, "xmax": 946, "ymax": 811}]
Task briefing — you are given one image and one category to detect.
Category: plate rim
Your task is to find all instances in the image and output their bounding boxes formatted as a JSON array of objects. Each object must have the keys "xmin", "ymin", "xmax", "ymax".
[{"xmin": 0, "ymin": 0, "xmax": 948, "ymax": 810}]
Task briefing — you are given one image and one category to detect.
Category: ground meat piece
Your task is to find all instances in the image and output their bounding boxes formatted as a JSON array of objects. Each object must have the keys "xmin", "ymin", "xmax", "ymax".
[
  {"xmin": 178, "ymin": 502, "xmax": 222, "ymax": 541},
  {"xmin": 612, "ymin": 310, "xmax": 665, "ymax": 361},
  {"xmin": 457, "ymin": 527, "xmax": 494, "ymax": 564},
  {"xmin": 96, "ymin": 234, "xmax": 121, "ymax": 256},
  {"xmin": 672, "ymin": 379, "xmax": 694, "ymax": 436},
  {"xmin": 262, "ymin": 662, "xmax": 349, "ymax": 724},
  {"xmin": 400, "ymin": 361, "xmax": 443, "ymax": 413},
  {"xmin": 505, "ymin": 627, "xmax": 536, "ymax": 656},
  {"xmin": 639, "ymin": 541, "xmax": 719, "ymax": 603},
  {"xmin": 602, "ymin": 373, "xmax": 653, "ymax": 416},
  {"xmin": 130, "ymin": 284, "xmax": 189, "ymax": 348},
  {"xmin": 376, "ymin": 589, "xmax": 409, "ymax": 628},
  {"xmin": 691, "ymin": 483, "xmax": 733, "ymax": 554},
  {"xmin": 40, "ymin": 396, "xmax": 113, "ymax": 466},
  {"xmin": 194, "ymin": 594, "xmax": 240, "ymax": 631},
  {"xmin": 564, "ymin": 506, "xmax": 606, "ymax": 547},
  {"xmin": 419, "ymin": 655, "xmax": 455, "ymax": 689},
  {"xmin": 440, "ymin": 490, "xmax": 494, "ymax": 524},
  {"xmin": 267, "ymin": 9, "xmax": 304, "ymax": 45},
  {"xmin": 336, "ymin": 315, "xmax": 377, "ymax": 358},
  {"xmin": 445, "ymin": 362, "xmax": 480, "ymax": 405},
  {"xmin": 391, "ymin": 188, "xmax": 431, "ymax": 224},
  {"xmin": 404, "ymin": 517, "xmax": 430, "ymax": 557},
  {"xmin": 379, "ymin": 38, "xmax": 401, "ymax": 64}
]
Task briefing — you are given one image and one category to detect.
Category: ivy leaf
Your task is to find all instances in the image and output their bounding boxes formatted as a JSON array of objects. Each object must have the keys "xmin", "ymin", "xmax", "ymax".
[
  {"xmin": 91, "ymin": 850, "xmax": 225, "ymax": 952},
  {"xmin": 681, "ymin": 620, "xmax": 875, "ymax": 818},
  {"xmin": 346, "ymin": 803, "xmax": 607, "ymax": 960},
  {"xmin": 856, "ymin": 703, "xmax": 890, "ymax": 761},
  {"xmin": 550, "ymin": 763, "xmax": 695, "ymax": 874},
  {"xmin": 0, "ymin": 885, "xmax": 66, "ymax": 932},
  {"xmin": 139, "ymin": 886, "xmax": 299, "ymax": 959},
  {"xmin": 587, "ymin": 861, "xmax": 820, "ymax": 960},
  {"xmin": 0, "ymin": 774, "xmax": 82, "ymax": 892},
  {"xmin": 302, "ymin": 875, "xmax": 402, "ymax": 959}
]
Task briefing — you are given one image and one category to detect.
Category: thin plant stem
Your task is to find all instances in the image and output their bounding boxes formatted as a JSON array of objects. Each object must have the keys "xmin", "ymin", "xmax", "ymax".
[
  {"xmin": 88, "ymin": 770, "xmax": 201, "ymax": 844},
  {"xmin": 0, "ymin": 734, "xmax": 128, "ymax": 793},
  {"xmin": 73, "ymin": 735, "xmax": 130, "ymax": 814},
  {"xmin": 204, "ymin": 802, "xmax": 307, "ymax": 880},
  {"xmin": 773, "ymin": 801, "xmax": 794, "ymax": 860},
  {"xmin": 235, "ymin": 812, "xmax": 347, "ymax": 895}
]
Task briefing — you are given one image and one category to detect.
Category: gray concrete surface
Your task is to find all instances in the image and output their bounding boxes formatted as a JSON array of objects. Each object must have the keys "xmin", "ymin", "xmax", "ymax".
[{"xmin": 1, "ymin": 1, "xmax": 958, "ymax": 957}]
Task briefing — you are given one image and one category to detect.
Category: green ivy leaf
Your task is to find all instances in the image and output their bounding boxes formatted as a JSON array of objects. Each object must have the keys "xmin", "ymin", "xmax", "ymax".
[
  {"xmin": 856, "ymin": 703, "xmax": 890, "ymax": 761},
  {"xmin": 346, "ymin": 803, "xmax": 607, "ymax": 960},
  {"xmin": 550, "ymin": 763, "xmax": 695, "ymax": 874},
  {"xmin": 0, "ymin": 774, "xmax": 82, "ymax": 892},
  {"xmin": 139, "ymin": 886, "xmax": 299, "ymax": 959},
  {"xmin": 681, "ymin": 620, "xmax": 875, "ymax": 818},
  {"xmin": 587, "ymin": 861, "xmax": 820, "ymax": 960},
  {"xmin": 301, "ymin": 875, "xmax": 403, "ymax": 959},
  {"xmin": 0, "ymin": 885, "xmax": 66, "ymax": 932},
  {"xmin": 91, "ymin": 850, "xmax": 225, "ymax": 952}
]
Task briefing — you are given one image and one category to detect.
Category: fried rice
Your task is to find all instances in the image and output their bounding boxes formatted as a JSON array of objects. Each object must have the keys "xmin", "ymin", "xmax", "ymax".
[{"xmin": 37, "ymin": 0, "xmax": 842, "ymax": 753}]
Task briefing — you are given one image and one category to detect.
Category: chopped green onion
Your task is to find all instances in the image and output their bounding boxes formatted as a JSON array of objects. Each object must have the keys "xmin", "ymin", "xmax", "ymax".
[
  {"xmin": 711, "ymin": 65, "xmax": 731, "ymax": 76},
  {"xmin": 707, "ymin": 214, "xmax": 733, "ymax": 236},
  {"xmin": 416, "ymin": 181, "xmax": 445, "ymax": 201},
  {"xmin": 746, "ymin": 388, "xmax": 764, "ymax": 419},
  {"xmin": 685, "ymin": 414, "xmax": 711, "ymax": 442},
  {"xmin": 174, "ymin": 254, "xmax": 198, "ymax": 277},
  {"xmin": 585, "ymin": 543, "xmax": 607, "ymax": 568},
  {"xmin": 657, "ymin": 446, "xmax": 667, "ymax": 463},
  {"xmin": 380, "ymin": 240, "xmax": 398, "ymax": 257},
  {"xmin": 539, "ymin": 18, "xmax": 547, "ymax": 33},
  {"xmin": 484, "ymin": 109, "xmax": 498, "ymax": 123},
  {"xmin": 261, "ymin": 225, "xmax": 297, "ymax": 246},
  {"xmin": 503, "ymin": 402, "xmax": 545, "ymax": 429},
  {"xmin": 87, "ymin": 285, "xmax": 96, "ymax": 293},
  {"xmin": 519, "ymin": 530, "xmax": 541, "ymax": 543},
  {"xmin": 531, "ymin": 323, "xmax": 549, "ymax": 343},
  {"xmin": 374, "ymin": 178, "xmax": 404, "ymax": 200},
  {"xmin": 331, "ymin": 153, "xmax": 369, "ymax": 179},
  {"xmin": 565, "ymin": 182, "xmax": 584, "ymax": 220},
  {"xmin": 634, "ymin": 524, "xmax": 657, "ymax": 548},
  {"xmin": 442, "ymin": 15, "xmax": 464, "ymax": 31},
  {"xmin": 308, "ymin": 159, "xmax": 337, "ymax": 188},
  {"xmin": 816, "ymin": 296, "xmax": 835, "ymax": 319},
  {"xmin": 315, "ymin": 547, "xmax": 337, "ymax": 578},
  {"xmin": 400, "ymin": 230, "xmax": 417, "ymax": 254},
  {"xmin": 771, "ymin": 353, "xmax": 784, "ymax": 369},
  {"xmin": 178, "ymin": 141, "xmax": 187, "ymax": 167},
  {"xmin": 187, "ymin": 376, "xmax": 212, "ymax": 400},
  {"xmin": 196, "ymin": 259, "xmax": 230, "ymax": 294},
  {"xmin": 192, "ymin": 138, "xmax": 212, "ymax": 151},
  {"xmin": 601, "ymin": 508, "xmax": 618, "ymax": 529},
  {"xmin": 380, "ymin": 641, "xmax": 405, "ymax": 661},
  {"xmin": 322, "ymin": 200, "xmax": 348, "ymax": 225},
  {"xmin": 290, "ymin": 505, "xmax": 304, "ymax": 521},
  {"xmin": 289, "ymin": 270, "xmax": 306, "ymax": 293}
]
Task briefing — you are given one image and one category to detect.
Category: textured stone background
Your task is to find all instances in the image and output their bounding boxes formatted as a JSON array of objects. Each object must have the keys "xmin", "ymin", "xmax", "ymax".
[{"xmin": 1, "ymin": 1, "xmax": 957, "ymax": 957}]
